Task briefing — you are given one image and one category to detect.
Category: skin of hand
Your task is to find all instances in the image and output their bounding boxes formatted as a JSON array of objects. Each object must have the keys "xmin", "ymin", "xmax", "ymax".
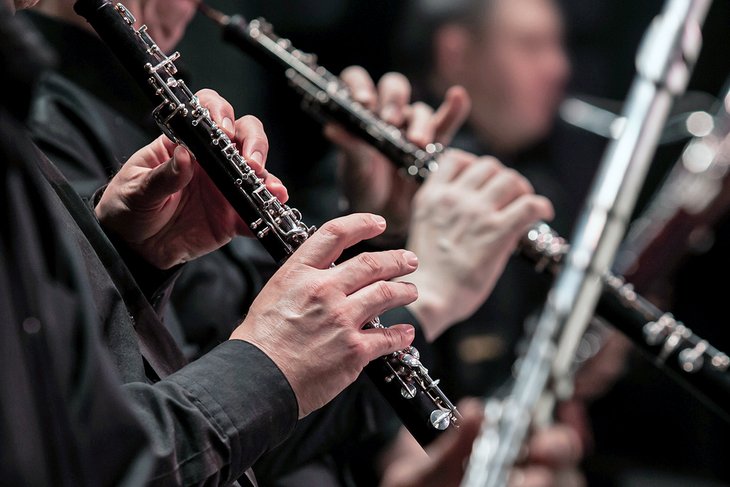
[
  {"xmin": 325, "ymin": 66, "xmax": 471, "ymax": 241},
  {"xmin": 401, "ymin": 152, "xmax": 554, "ymax": 341},
  {"xmin": 380, "ymin": 399, "xmax": 585, "ymax": 487},
  {"xmin": 230, "ymin": 213, "xmax": 420, "ymax": 418},
  {"xmin": 95, "ymin": 89, "xmax": 287, "ymax": 269}
]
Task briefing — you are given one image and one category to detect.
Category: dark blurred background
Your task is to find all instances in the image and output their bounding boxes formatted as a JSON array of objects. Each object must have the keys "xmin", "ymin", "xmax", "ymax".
[{"xmin": 177, "ymin": 1, "xmax": 730, "ymax": 485}]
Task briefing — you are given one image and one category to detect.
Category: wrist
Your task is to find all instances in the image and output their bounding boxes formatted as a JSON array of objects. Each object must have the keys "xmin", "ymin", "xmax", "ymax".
[{"xmin": 398, "ymin": 272, "xmax": 452, "ymax": 342}]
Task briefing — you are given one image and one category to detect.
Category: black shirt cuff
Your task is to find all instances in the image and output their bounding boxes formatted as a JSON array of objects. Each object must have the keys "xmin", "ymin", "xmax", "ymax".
[{"xmin": 166, "ymin": 340, "xmax": 298, "ymax": 472}]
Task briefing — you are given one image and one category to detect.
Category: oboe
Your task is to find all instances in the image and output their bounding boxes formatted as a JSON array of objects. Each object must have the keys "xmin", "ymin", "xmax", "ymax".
[
  {"xmin": 73, "ymin": 0, "xmax": 460, "ymax": 446},
  {"xmin": 523, "ymin": 223, "xmax": 730, "ymax": 419},
  {"xmin": 198, "ymin": 4, "xmax": 730, "ymax": 416},
  {"xmin": 197, "ymin": 6, "xmax": 443, "ymax": 183}
]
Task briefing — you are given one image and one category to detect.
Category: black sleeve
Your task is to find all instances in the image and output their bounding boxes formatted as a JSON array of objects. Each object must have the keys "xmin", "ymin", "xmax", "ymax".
[
  {"xmin": 126, "ymin": 340, "xmax": 298, "ymax": 486},
  {"xmin": 0, "ymin": 109, "xmax": 153, "ymax": 487}
]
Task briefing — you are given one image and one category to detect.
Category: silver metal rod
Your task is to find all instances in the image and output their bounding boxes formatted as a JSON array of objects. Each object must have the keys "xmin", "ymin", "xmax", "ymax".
[{"xmin": 461, "ymin": 1, "xmax": 711, "ymax": 485}]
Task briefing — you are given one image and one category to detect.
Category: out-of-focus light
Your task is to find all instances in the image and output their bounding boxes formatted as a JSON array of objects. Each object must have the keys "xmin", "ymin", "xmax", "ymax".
[
  {"xmin": 686, "ymin": 111, "xmax": 714, "ymax": 137},
  {"xmin": 683, "ymin": 140, "xmax": 715, "ymax": 173}
]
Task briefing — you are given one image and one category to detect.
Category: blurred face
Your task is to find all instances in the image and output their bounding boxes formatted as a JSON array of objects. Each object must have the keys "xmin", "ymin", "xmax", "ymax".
[
  {"xmin": 464, "ymin": 0, "xmax": 569, "ymax": 151},
  {"xmin": 31, "ymin": 0, "xmax": 196, "ymax": 53}
]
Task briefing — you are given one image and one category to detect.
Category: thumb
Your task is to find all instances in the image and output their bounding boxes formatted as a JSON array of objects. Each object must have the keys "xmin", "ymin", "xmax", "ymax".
[
  {"xmin": 137, "ymin": 145, "xmax": 195, "ymax": 207},
  {"xmin": 361, "ymin": 324, "xmax": 415, "ymax": 360}
]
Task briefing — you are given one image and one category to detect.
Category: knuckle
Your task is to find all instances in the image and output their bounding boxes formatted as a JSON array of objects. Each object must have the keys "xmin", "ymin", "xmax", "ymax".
[
  {"xmin": 319, "ymin": 219, "xmax": 346, "ymax": 240},
  {"xmin": 411, "ymin": 101, "xmax": 432, "ymax": 114},
  {"xmin": 439, "ymin": 190, "xmax": 460, "ymax": 209},
  {"xmin": 479, "ymin": 155, "xmax": 501, "ymax": 171},
  {"xmin": 305, "ymin": 278, "xmax": 328, "ymax": 302},
  {"xmin": 376, "ymin": 281, "xmax": 395, "ymax": 302},
  {"xmin": 345, "ymin": 331, "xmax": 367, "ymax": 356},
  {"xmin": 380, "ymin": 71, "xmax": 409, "ymax": 87},
  {"xmin": 381, "ymin": 328, "xmax": 398, "ymax": 349},
  {"xmin": 330, "ymin": 304, "xmax": 353, "ymax": 328},
  {"xmin": 240, "ymin": 114, "xmax": 265, "ymax": 131},
  {"xmin": 358, "ymin": 253, "xmax": 382, "ymax": 274},
  {"xmin": 341, "ymin": 65, "xmax": 367, "ymax": 79}
]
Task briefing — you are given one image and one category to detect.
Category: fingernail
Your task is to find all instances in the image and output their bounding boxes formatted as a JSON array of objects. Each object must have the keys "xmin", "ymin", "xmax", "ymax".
[
  {"xmin": 372, "ymin": 214, "xmax": 386, "ymax": 228},
  {"xmin": 405, "ymin": 325, "xmax": 415, "ymax": 339},
  {"xmin": 171, "ymin": 145, "xmax": 184, "ymax": 172},
  {"xmin": 403, "ymin": 250, "xmax": 418, "ymax": 267},
  {"xmin": 249, "ymin": 150, "xmax": 264, "ymax": 168},
  {"xmin": 355, "ymin": 90, "xmax": 373, "ymax": 105},
  {"xmin": 222, "ymin": 117, "xmax": 234, "ymax": 134}
]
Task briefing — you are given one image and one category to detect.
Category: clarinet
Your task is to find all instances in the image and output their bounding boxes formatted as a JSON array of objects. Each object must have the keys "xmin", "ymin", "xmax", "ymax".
[
  {"xmin": 73, "ymin": 0, "xmax": 460, "ymax": 446},
  {"xmin": 199, "ymin": 6, "xmax": 730, "ymax": 414}
]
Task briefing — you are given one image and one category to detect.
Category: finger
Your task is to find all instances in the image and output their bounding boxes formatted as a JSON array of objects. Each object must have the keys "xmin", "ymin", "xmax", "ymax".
[
  {"xmin": 453, "ymin": 156, "xmax": 501, "ymax": 190},
  {"xmin": 433, "ymin": 85, "xmax": 472, "ymax": 145},
  {"xmin": 137, "ymin": 145, "xmax": 195, "ymax": 205},
  {"xmin": 234, "ymin": 115, "xmax": 269, "ymax": 174},
  {"xmin": 405, "ymin": 102, "xmax": 437, "ymax": 148},
  {"xmin": 293, "ymin": 213, "xmax": 387, "ymax": 268},
  {"xmin": 526, "ymin": 425, "xmax": 583, "ymax": 468},
  {"xmin": 348, "ymin": 281, "xmax": 419, "ymax": 325},
  {"xmin": 196, "ymin": 88, "xmax": 236, "ymax": 138},
  {"xmin": 480, "ymin": 168, "xmax": 535, "ymax": 209},
  {"xmin": 262, "ymin": 172, "xmax": 289, "ymax": 203},
  {"xmin": 360, "ymin": 323, "xmax": 416, "ymax": 360},
  {"xmin": 426, "ymin": 148, "xmax": 477, "ymax": 184},
  {"xmin": 332, "ymin": 250, "xmax": 419, "ymax": 294},
  {"xmin": 377, "ymin": 72, "xmax": 412, "ymax": 126},
  {"xmin": 498, "ymin": 195, "xmax": 555, "ymax": 233},
  {"xmin": 340, "ymin": 65, "xmax": 378, "ymax": 110},
  {"xmin": 509, "ymin": 466, "xmax": 555, "ymax": 487}
]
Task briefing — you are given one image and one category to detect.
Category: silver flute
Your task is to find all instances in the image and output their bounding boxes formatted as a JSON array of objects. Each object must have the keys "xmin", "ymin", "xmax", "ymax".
[
  {"xmin": 462, "ymin": 1, "xmax": 713, "ymax": 486},
  {"xmin": 73, "ymin": 0, "xmax": 460, "ymax": 447}
]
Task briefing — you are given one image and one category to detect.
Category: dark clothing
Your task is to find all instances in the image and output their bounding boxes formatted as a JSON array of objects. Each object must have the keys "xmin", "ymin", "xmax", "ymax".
[
  {"xmin": 1, "ymin": 107, "xmax": 153, "ymax": 487},
  {"xmin": 36, "ymin": 139, "xmax": 299, "ymax": 485},
  {"xmin": 22, "ymin": 13, "xmax": 430, "ymax": 486},
  {"xmin": 2, "ymin": 107, "xmax": 298, "ymax": 487},
  {"xmin": 2, "ymin": 14, "xmax": 299, "ymax": 485},
  {"xmin": 23, "ymin": 11, "xmax": 265, "ymax": 358}
]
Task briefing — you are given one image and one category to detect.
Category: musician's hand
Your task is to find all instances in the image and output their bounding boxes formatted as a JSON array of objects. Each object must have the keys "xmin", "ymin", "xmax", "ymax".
[
  {"xmin": 231, "ymin": 213, "xmax": 419, "ymax": 417},
  {"xmin": 509, "ymin": 424, "xmax": 585, "ymax": 487},
  {"xmin": 326, "ymin": 66, "xmax": 471, "ymax": 242},
  {"xmin": 380, "ymin": 400, "xmax": 584, "ymax": 487},
  {"xmin": 401, "ymin": 152, "xmax": 554, "ymax": 340},
  {"xmin": 95, "ymin": 89, "xmax": 287, "ymax": 269},
  {"xmin": 128, "ymin": 0, "xmax": 197, "ymax": 53}
]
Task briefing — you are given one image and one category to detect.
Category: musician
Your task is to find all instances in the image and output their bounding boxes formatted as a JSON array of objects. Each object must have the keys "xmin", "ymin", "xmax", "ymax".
[
  {"xmin": 8, "ymin": 0, "xmax": 584, "ymax": 487},
  {"xmin": 3, "ymin": 0, "xmax": 428, "ymax": 484}
]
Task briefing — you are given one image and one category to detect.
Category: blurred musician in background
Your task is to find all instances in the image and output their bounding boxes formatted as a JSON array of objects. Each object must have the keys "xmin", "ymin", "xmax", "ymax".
[{"xmin": 391, "ymin": 0, "xmax": 625, "ymax": 406}]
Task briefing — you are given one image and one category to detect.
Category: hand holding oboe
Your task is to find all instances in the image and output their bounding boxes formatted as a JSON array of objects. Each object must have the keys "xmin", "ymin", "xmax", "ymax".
[
  {"xmin": 96, "ymin": 89, "xmax": 286, "ymax": 269},
  {"xmin": 332, "ymin": 68, "xmax": 554, "ymax": 340},
  {"xmin": 326, "ymin": 67, "xmax": 471, "ymax": 242}
]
